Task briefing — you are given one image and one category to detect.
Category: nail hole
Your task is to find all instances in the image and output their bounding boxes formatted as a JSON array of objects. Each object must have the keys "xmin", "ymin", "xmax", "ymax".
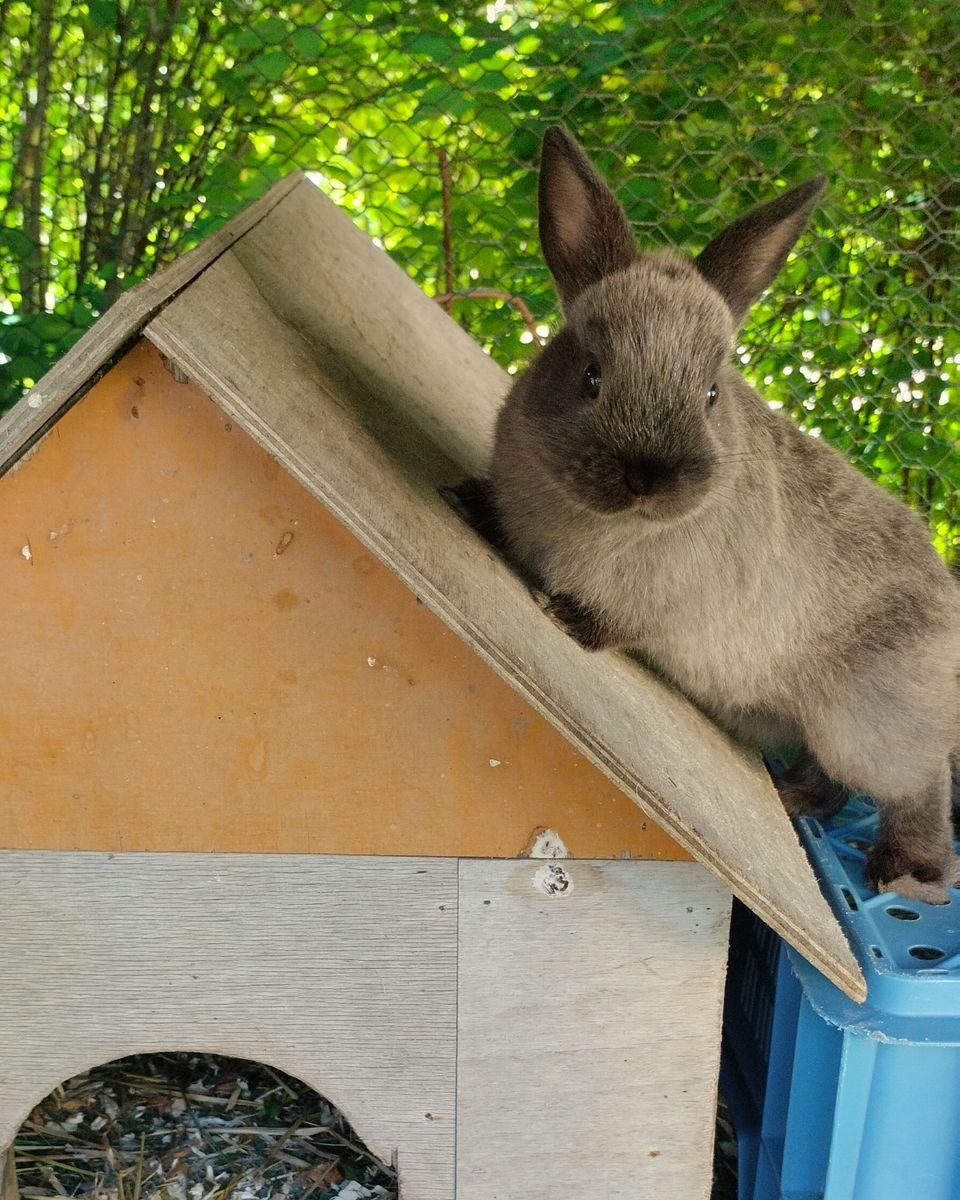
[
  {"xmin": 840, "ymin": 887, "xmax": 859, "ymax": 911},
  {"xmin": 871, "ymin": 946, "xmax": 884, "ymax": 959},
  {"xmin": 909, "ymin": 945, "xmax": 945, "ymax": 961},
  {"xmin": 886, "ymin": 906, "xmax": 921, "ymax": 922}
]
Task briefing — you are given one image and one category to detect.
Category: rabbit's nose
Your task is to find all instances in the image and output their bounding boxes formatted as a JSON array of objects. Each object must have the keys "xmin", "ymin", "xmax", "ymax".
[{"xmin": 623, "ymin": 456, "xmax": 673, "ymax": 497}]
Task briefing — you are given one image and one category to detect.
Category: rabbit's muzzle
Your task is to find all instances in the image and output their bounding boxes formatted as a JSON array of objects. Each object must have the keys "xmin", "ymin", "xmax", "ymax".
[
  {"xmin": 561, "ymin": 441, "xmax": 715, "ymax": 521},
  {"xmin": 623, "ymin": 455, "xmax": 676, "ymax": 498}
]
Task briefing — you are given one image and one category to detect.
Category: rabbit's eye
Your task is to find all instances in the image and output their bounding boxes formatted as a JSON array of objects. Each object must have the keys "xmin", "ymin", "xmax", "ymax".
[
  {"xmin": 583, "ymin": 362, "xmax": 602, "ymax": 399},
  {"xmin": 707, "ymin": 383, "xmax": 719, "ymax": 407}
]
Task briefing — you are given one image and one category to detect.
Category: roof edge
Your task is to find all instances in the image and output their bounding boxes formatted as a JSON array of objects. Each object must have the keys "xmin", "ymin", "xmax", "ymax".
[
  {"xmin": 0, "ymin": 172, "xmax": 307, "ymax": 478},
  {"xmin": 144, "ymin": 180, "xmax": 865, "ymax": 1001}
]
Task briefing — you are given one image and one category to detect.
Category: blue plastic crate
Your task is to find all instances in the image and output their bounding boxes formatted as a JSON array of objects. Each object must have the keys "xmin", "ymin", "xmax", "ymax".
[{"xmin": 721, "ymin": 797, "xmax": 960, "ymax": 1200}]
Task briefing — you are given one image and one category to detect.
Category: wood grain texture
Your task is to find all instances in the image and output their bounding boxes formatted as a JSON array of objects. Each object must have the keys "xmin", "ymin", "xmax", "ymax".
[
  {"xmin": 0, "ymin": 343, "xmax": 683, "ymax": 862},
  {"xmin": 456, "ymin": 859, "xmax": 731, "ymax": 1199},
  {"xmin": 144, "ymin": 181, "xmax": 863, "ymax": 1000},
  {"xmin": 0, "ymin": 174, "xmax": 304, "ymax": 479},
  {"xmin": 0, "ymin": 1149, "xmax": 17, "ymax": 1200},
  {"xmin": 0, "ymin": 852, "xmax": 457, "ymax": 1200}
]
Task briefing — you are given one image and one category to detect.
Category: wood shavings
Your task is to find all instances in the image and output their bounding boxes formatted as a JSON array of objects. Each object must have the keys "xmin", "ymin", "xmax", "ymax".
[
  {"xmin": 13, "ymin": 1053, "xmax": 396, "ymax": 1200},
  {"xmin": 10, "ymin": 1050, "xmax": 738, "ymax": 1196}
]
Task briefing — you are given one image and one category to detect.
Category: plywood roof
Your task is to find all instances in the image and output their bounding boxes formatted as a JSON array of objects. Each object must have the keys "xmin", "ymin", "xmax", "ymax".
[{"xmin": 0, "ymin": 174, "xmax": 863, "ymax": 999}]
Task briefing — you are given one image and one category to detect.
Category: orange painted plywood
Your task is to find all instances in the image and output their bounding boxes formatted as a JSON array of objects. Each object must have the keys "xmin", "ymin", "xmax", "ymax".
[{"xmin": 0, "ymin": 341, "xmax": 686, "ymax": 859}]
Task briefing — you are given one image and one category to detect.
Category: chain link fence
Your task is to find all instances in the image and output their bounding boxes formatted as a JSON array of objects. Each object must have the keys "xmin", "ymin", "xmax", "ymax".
[{"xmin": 2, "ymin": 0, "xmax": 957, "ymax": 558}]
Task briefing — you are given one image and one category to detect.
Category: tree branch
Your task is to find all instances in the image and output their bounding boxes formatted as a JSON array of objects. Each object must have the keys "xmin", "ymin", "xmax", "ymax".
[
  {"xmin": 14, "ymin": 0, "xmax": 55, "ymax": 312},
  {"xmin": 432, "ymin": 288, "xmax": 546, "ymax": 346}
]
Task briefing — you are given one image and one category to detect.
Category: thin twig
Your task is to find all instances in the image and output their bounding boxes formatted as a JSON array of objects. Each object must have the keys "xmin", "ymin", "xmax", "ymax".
[
  {"xmin": 15, "ymin": 1153, "xmax": 100, "ymax": 1179},
  {"xmin": 203, "ymin": 1127, "xmax": 334, "ymax": 1137},
  {"xmin": 297, "ymin": 1160, "xmax": 340, "ymax": 1200},
  {"xmin": 437, "ymin": 145, "xmax": 454, "ymax": 313},
  {"xmin": 104, "ymin": 1077, "xmax": 254, "ymax": 1107},
  {"xmin": 307, "ymin": 1128, "xmax": 396, "ymax": 1180},
  {"xmin": 133, "ymin": 1133, "xmax": 146, "ymax": 1200},
  {"xmin": 433, "ymin": 288, "xmax": 546, "ymax": 346},
  {"xmin": 261, "ymin": 1067, "xmax": 298, "ymax": 1102},
  {"xmin": 213, "ymin": 1117, "xmax": 303, "ymax": 1200}
]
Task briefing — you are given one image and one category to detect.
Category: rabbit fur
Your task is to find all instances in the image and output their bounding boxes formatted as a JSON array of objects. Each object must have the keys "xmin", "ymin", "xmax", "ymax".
[{"xmin": 468, "ymin": 126, "xmax": 960, "ymax": 903}]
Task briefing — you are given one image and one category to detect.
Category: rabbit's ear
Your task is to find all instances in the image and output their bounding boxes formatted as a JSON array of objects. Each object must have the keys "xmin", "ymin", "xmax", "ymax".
[
  {"xmin": 695, "ymin": 176, "xmax": 826, "ymax": 325},
  {"xmin": 539, "ymin": 126, "xmax": 635, "ymax": 306}
]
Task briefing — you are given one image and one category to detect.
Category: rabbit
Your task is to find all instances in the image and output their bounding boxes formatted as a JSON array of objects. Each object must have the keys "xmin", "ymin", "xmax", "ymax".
[{"xmin": 446, "ymin": 126, "xmax": 960, "ymax": 904}]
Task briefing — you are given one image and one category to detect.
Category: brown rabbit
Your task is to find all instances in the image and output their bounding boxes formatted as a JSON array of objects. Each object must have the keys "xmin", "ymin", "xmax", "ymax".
[{"xmin": 449, "ymin": 126, "xmax": 960, "ymax": 903}]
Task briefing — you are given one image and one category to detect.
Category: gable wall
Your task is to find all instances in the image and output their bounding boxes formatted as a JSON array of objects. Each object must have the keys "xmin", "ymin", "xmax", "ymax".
[{"xmin": 0, "ymin": 342, "xmax": 684, "ymax": 860}]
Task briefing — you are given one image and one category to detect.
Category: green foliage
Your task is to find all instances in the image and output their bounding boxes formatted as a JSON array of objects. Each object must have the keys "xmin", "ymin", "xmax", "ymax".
[{"xmin": 1, "ymin": 0, "xmax": 957, "ymax": 558}]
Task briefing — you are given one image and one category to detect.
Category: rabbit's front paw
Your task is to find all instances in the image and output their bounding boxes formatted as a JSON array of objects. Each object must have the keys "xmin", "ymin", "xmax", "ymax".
[
  {"xmin": 438, "ymin": 477, "xmax": 506, "ymax": 549},
  {"xmin": 530, "ymin": 589, "xmax": 612, "ymax": 650}
]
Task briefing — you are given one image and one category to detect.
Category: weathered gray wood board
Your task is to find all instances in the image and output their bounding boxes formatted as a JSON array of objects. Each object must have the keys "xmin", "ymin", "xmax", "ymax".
[
  {"xmin": 0, "ymin": 852, "xmax": 458, "ymax": 1200},
  {"xmin": 0, "ymin": 1148, "xmax": 17, "ymax": 1200},
  {"xmin": 0, "ymin": 173, "xmax": 302, "ymax": 477},
  {"xmin": 144, "ymin": 180, "xmax": 863, "ymax": 1000},
  {"xmin": 0, "ymin": 852, "xmax": 728, "ymax": 1200},
  {"xmin": 456, "ymin": 859, "xmax": 730, "ymax": 1199}
]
